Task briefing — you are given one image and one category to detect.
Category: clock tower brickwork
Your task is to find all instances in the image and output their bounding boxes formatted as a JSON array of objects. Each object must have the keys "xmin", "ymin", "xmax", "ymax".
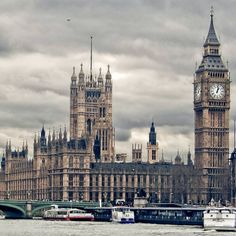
[{"xmin": 194, "ymin": 11, "xmax": 230, "ymax": 203}]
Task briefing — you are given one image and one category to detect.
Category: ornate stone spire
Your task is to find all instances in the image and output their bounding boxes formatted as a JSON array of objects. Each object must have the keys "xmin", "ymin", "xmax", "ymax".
[
  {"xmin": 149, "ymin": 122, "xmax": 156, "ymax": 145},
  {"xmin": 204, "ymin": 6, "xmax": 220, "ymax": 47},
  {"xmin": 59, "ymin": 126, "xmax": 62, "ymax": 140},
  {"xmin": 79, "ymin": 63, "xmax": 85, "ymax": 84},
  {"xmin": 196, "ymin": 8, "xmax": 227, "ymax": 74},
  {"xmin": 98, "ymin": 67, "xmax": 103, "ymax": 86},
  {"xmin": 106, "ymin": 65, "xmax": 111, "ymax": 80},
  {"xmin": 71, "ymin": 66, "xmax": 77, "ymax": 80},
  {"xmin": 175, "ymin": 150, "xmax": 181, "ymax": 165},
  {"xmin": 48, "ymin": 129, "xmax": 51, "ymax": 143},
  {"xmin": 63, "ymin": 126, "xmax": 67, "ymax": 142}
]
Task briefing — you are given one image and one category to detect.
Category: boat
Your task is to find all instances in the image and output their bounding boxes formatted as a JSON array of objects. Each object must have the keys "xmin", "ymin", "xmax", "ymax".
[
  {"xmin": 43, "ymin": 205, "xmax": 94, "ymax": 221},
  {"xmin": 0, "ymin": 210, "xmax": 5, "ymax": 220},
  {"xmin": 69, "ymin": 209, "xmax": 94, "ymax": 221},
  {"xmin": 203, "ymin": 199, "xmax": 236, "ymax": 231},
  {"xmin": 111, "ymin": 207, "xmax": 135, "ymax": 224}
]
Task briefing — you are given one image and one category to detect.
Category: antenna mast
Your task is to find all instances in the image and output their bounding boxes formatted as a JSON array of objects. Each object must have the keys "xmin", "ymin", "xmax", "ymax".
[{"xmin": 90, "ymin": 36, "xmax": 93, "ymax": 81}]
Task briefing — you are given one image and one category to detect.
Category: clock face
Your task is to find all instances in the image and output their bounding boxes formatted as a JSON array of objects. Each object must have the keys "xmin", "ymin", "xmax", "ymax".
[
  {"xmin": 210, "ymin": 84, "xmax": 225, "ymax": 99},
  {"xmin": 194, "ymin": 84, "xmax": 201, "ymax": 101}
]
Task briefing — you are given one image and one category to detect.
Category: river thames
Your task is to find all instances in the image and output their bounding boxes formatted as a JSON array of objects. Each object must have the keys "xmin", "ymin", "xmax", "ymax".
[{"xmin": 0, "ymin": 220, "xmax": 235, "ymax": 236}]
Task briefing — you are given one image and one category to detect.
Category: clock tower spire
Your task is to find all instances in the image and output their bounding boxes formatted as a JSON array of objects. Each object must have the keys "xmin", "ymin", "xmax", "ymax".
[{"xmin": 194, "ymin": 9, "xmax": 230, "ymax": 203}]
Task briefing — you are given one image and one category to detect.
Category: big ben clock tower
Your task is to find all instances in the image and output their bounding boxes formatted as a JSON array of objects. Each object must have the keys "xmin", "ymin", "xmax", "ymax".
[{"xmin": 194, "ymin": 9, "xmax": 230, "ymax": 203}]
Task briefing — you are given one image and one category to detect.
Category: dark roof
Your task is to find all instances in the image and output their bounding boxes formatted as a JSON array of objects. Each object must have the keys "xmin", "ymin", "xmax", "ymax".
[{"xmin": 204, "ymin": 14, "xmax": 220, "ymax": 47}]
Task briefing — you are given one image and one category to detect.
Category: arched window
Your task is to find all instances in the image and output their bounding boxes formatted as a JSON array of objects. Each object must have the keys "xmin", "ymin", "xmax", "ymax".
[
  {"xmin": 87, "ymin": 119, "xmax": 92, "ymax": 135},
  {"xmin": 69, "ymin": 156, "xmax": 73, "ymax": 168}
]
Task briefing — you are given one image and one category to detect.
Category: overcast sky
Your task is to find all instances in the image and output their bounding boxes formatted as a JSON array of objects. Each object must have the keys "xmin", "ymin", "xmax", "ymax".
[{"xmin": 0, "ymin": 0, "xmax": 236, "ymax": 162}]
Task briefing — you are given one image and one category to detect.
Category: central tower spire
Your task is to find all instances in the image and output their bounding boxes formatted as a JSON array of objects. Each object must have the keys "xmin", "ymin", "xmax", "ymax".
[{"xmin": 90, "ymin": 36, "xmax": 93, "ymax": 81}]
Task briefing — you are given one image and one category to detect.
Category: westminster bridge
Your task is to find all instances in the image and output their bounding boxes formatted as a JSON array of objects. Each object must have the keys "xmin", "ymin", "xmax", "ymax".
[{"xmin": 0, "ymin": 199, "xmax": 100, "ymax": 218}]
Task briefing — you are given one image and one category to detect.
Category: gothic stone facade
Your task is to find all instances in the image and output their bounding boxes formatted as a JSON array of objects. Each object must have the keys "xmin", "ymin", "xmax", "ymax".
[
  {"xmin": 0, "ymin": 65, "xmax": 196, "ymax": 204},
  {"xmin": 0, "ymin": 11, "xmax": 231, "ymax": 204}
]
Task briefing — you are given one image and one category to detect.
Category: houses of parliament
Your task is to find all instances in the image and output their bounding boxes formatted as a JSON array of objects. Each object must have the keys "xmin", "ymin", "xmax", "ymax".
[{"xmin": 0, "ymin": 11, "xmax": 235, "ymax": 205}]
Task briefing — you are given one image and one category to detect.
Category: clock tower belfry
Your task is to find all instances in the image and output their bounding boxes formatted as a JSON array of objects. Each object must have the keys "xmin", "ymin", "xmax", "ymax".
[{"xmin": 194, "ymin": 9, "xmax": 230, "ymax": 203}]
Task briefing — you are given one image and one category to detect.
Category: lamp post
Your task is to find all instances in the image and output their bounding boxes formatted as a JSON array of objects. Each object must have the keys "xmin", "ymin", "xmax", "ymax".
[
  {"xmin": 7, "ymin": 191, "xmax": 10, "ymax": 200},
  {"xmin": 27, "ymin": 191, "xmax": 31, "ymax": 201},
  {"xmin": 103, "ymin": 192, "xmax": 107, "ymax": 203},
  {"xmin": 170, "ymin": 193, "xmax": 173, "ymax": 203},
  {"xmin": 79, "ymin": 193, "xmax": 83, "ymax": 201}
]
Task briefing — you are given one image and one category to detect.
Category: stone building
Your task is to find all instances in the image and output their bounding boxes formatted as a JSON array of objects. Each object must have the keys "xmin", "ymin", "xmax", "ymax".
[
  {"xmin": 0, "ymin": 60, "xmax": 195, "ymax": 204},
  {"xmin": 0, "ymin": 10, "xmax": 231, "ymax": 205}
]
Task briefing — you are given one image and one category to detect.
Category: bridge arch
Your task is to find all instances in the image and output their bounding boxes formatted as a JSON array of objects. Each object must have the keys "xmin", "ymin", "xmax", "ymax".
[
  {"xmin": 0, "ymin": 203, "xmax": 26, "ymax": 218},
  {"xmin": 31, "ymin": 204, "xmax": 52, "ymax": 217}
]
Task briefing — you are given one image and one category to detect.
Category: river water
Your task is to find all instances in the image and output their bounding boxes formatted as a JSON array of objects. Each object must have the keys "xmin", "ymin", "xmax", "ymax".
[{"xmin": 0, "ymin": 220, "xmax": 235, "ymax": 236}]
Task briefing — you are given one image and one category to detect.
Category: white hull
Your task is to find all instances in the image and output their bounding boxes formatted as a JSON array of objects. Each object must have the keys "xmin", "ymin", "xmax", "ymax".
[
  {"xmin": 43, "ymin": 205, "xmax": 94, "ymax": 221},
  {"xmin": 204, "ymin": 207, "xmax": 236, "ymax": 231},
  {"xmin": 111, "ymin": 207, "xmax": 135, "ymax": 224}
]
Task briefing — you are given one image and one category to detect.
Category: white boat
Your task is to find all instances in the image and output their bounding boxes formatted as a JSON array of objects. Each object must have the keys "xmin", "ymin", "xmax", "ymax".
[
  {"xmin": 43, "ymin": 205, "xmax": 94, "ymax": 221},
  {"xmin": 203, "ymin": 201, "xmax": 236, "ymax": 231},
  {"xmin": 111, "ymin": 207, "xmax": 135, "ymax": 224},
  {"xmin": 0, "ymin": 210, "xmax": 5, "ymax": 220}
]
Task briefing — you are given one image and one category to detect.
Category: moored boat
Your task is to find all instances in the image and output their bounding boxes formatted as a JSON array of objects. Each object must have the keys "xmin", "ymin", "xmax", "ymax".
[
  {"xmin": 69, "ymin": 209, "xmax": 94, "ymax": 221},
  {"xmin": 43, "ymin": 205, "xmax": 94, "ymax": 221},
  {"xmin": 203, "ymin": 200, "xmax": 236, "ymax": 231},
  {"xmin": 111, "ymin": 207, "xmax": 135, "ymax": 224},
  {"xmin": 0, "ymin": 210, "xmax": 5, "ymax": 220}
]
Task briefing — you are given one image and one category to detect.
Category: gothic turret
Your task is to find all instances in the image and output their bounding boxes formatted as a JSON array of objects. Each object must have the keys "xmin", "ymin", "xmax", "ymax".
[
  {"xmin": 187, "ymin": 149, "xmax": 193, "ymax": 166},
  {"xmin": 98, "ymin": 68, "xmax": 103, "ymax": 87},
  {"xmin": 175, "ymin": 151, "xmax": 181, "ymax": 165},
  {"xmin": 40, "ymin": 125, "xmax": 46, "ymax": 147},
  {"xmin": 63, "ymin": 126, "xmax": 67, "ymax": 143},
  {"xmin": 70, "ymin": 66, "xmax": 79, "ymax": 140},
  {"xmin": 147, "ymin": 122, "xmax": 159, "ymax": 164},
  {"xmin": 149, "ymin": 122, "xmax": 156, "ymax": 145},
  {"xmin": 78, "ymin": 64, "xmax": 85, "ymax": 85},
  {"xmin": 105, "ymin": 65, "xmax": 112, "ymax": 92}
]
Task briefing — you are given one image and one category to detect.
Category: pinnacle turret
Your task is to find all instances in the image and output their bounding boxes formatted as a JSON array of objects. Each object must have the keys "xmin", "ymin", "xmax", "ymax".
[
  {"xmin": 98, "ymin": 68, "xmax": 103, "ymax": 87},
  {"xmin": 63, "ymin": 126, "xmax": 67, "ymax": 142},
  {"xmin": 175, "ymin": 151, "xmax": 181, "ymax": 165},
  {"xmin": 106, "ymin": 65, "xmax": 112, "ymax": 80},
  {"xmin": 79, "ymin": 63, "xmax": 85, "ymax": 83},
  {"xmin": 71, "ymin": 66, "xmax": 77, "ymax": 81}
]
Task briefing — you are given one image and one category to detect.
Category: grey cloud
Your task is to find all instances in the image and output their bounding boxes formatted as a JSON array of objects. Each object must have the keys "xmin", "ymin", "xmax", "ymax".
[
  {"xmin": 115, "ymin": 129, "xmax": 131, "ymax": 142},
  {"xmin": 0, "ymin": 0, "xmax": 235, "ymax": 159}
]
